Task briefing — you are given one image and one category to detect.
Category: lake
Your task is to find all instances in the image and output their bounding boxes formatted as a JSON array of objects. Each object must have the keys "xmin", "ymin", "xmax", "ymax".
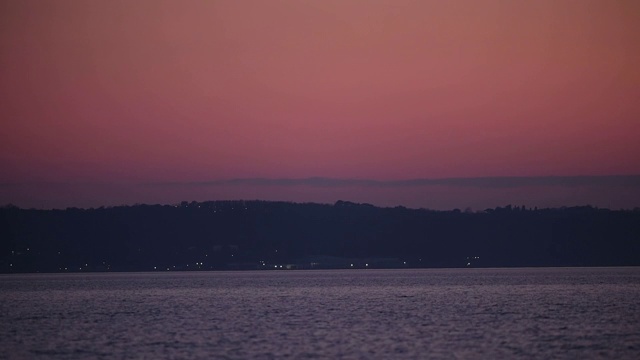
[{"xmin": 1, "ymin": 268, "xmax": 640, "ymax": 359}]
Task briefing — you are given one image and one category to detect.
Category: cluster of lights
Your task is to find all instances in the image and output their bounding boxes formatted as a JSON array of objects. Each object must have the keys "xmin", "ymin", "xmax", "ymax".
[{"xmin": 466, "ymin": 256, "xmax": 480, "ymax": 266}]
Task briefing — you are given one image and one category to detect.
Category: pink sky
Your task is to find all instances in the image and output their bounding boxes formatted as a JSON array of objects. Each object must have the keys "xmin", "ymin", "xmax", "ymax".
[{"xmin": 1, "ymin": 0, "xmax": 639, "ymax": 209}]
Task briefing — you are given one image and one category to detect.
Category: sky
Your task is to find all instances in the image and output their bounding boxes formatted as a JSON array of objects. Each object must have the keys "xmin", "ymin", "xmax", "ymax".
[{"xmin": 1, "ymin": 0, "xmax": 639, "ymax": 209}]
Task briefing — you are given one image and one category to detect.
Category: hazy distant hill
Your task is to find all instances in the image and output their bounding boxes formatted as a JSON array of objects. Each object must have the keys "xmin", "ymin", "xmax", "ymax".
[{"xmin": 1, "ymin": 201, "xmax": 639, "ymax": 273}]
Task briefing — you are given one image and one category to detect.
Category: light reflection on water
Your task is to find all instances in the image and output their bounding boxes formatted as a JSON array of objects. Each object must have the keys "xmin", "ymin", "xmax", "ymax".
[{"xmin": 1, "ymin": 268, "xmax": 640, "ymax": 359}]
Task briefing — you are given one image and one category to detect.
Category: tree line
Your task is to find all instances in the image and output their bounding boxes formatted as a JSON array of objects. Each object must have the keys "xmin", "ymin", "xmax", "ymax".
[{"xmin": 1, "ymin": 200, "xmax": 639, "ymax": 273}]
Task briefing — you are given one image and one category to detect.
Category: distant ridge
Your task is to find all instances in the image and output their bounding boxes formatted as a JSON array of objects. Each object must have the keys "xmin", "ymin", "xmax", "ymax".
[{"xmin": 2, "ymin": 200, "xmax": 639, "ymax": 273}]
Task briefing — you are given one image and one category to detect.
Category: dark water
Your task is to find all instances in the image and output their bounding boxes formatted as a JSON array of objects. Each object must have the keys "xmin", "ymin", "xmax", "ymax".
[{"xmin": 1, "ymin": 268, "xmax": 640, "ymax": 359}]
